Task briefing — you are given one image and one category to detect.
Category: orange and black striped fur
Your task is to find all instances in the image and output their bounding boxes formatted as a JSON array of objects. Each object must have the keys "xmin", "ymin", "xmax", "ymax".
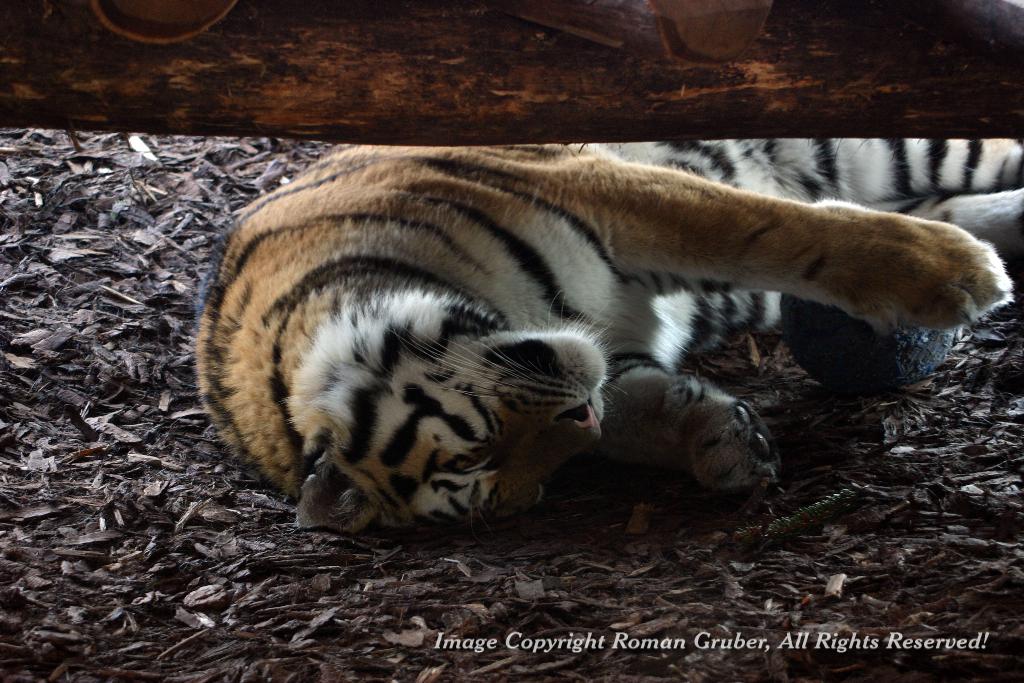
[{"xmin": 196, "ymin": 140, "xmax": 1017, "ymax": 531}]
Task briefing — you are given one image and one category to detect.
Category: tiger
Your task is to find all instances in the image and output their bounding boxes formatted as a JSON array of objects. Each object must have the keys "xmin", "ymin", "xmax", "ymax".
[{"xmin": 196, "ymin": 139, "xmax": 1018, "ymax": 532}]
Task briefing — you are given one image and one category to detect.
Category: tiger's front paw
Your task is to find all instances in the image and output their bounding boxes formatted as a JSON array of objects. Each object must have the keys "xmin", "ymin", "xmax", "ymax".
[
  {"xmin": 813, "ymin": 203, "xmax": 1013, "ymax": 330},
  {"xmin": 897, "ymin": 224, "xmax": 1012, "ymax": 328},
  {"xmin": 599, "ymin": 374, "xmax": 780, "ymax": 492},
  {"xmin": 688, "ymin": 400, "xmax": 779, "ymax": 492}
]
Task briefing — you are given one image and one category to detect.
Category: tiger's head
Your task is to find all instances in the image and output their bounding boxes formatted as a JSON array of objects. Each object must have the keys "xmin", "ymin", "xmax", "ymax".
[{"xmin": 289, "ymin": 291, "xmax": 606, "ymax": 532}]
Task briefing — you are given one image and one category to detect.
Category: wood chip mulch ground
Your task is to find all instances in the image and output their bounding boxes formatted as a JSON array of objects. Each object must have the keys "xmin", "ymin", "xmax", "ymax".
[{"xmin": 1, "ymin": 129, "xmax": 1022, "ymax": 682}]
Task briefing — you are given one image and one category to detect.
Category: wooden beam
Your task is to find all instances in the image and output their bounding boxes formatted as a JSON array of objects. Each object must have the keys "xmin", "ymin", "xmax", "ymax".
[{"xmin": 2, "ymin": 0, "xmax": 1024, "ymax": 145}]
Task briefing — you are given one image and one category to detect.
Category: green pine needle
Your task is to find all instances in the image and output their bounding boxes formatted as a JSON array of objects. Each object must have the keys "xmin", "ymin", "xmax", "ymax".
[{"xmin": 734, "ymin": 488, "xmax": 858, "ymax": 545}]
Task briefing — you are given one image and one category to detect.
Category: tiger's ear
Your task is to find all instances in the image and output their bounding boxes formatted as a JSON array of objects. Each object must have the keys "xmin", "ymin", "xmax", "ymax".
[{"xmin": 296, "ymin": 456, "xmax": 376, "ymax": 533}]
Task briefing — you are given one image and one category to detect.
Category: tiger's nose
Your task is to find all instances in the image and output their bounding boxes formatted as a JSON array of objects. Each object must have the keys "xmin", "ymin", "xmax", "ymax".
[{"xmin": 555, "ymin": 402, "xmax": 599, "ymax": 431}]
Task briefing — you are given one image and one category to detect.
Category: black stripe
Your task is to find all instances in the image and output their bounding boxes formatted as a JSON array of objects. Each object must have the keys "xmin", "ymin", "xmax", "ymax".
[
  {"xmin": 269, "ymin": 353, "xmax": 303, "ymax": 454},
  {"xmin": 608, "ymin": 352, "xmax": 664, "ymax": 382},
  {"xmin": 379, "ymin": 385, "xmax": 481, "ymax": 467},
  {"xmin": 409, "ymin": 305, "xmax": 505, "ymax": 367},
  {"xmin": 668, "ymin": 160, "xmax": 702, "ymax": 176},
  {"xmin": 421, "ymin": 449, "xmax": 442, "ymax": 482},
  {"xmin": 669, "ymin": 141, "xmax": 736, "ymax": 182},
  {"xmin": 687, "ymin": 297, "xmax": 718, "ymax": 355},
  {"xmin": 425, "ymin": 369, "xmax": 456, "ymax": 383},
  {"xmin": 235, "ymin": 153, "xmax": 403, "ymax": 225},
  {"xmin": 390, "ymin": 473, "xmax": 419, "ymax": 501},
  {"xmin": 997, "ymin": 157, "xmax": 1009, "ymax": 191},
  {"xmin": 197, "ymin": 335, "xmax": 254, "ymax": 461},
  {"xmin": 443, "ymin": 302, "xmax": 508, "ymax": 337},
  {"xmin": 262, "ymin": 256, "xmax": 486, "ymax": 327},
  {"xmin": 195, "ymin": 233, "xmax": 230, "ymax": 323},
  {"xmin": 896, "ymin": 196, "xmax": 932, "ymax": 214},
  {"xmin": 416, "ymin": 195, "xmax": 583, "ymax": 320},
  {"xmin": 795, "ymin": 172, "xmax": 823, "ymax": 201},
  {"xmin": 376, "ymin": 411, "xmax": 430, "ymax": 469},
  {"xmin": 370, "ymin": 478, "xmax": 401, "ymax": 509},
  {"xmin": 195, "ymin": 229, "xmax": 257, "ymax": 461},
  {"xmin": 648, "ymin": 271, "xmax": 665, "ymax": 295},
  {"xmin": 1019, "ymin": 191, "xmax": 1024, "ymax": 239},
  {"xmin": 227, "ymin": 212, "xmax": 481, "ymax": 287},
  {"xmin": 802, "ymin": 255, "xmax": 827, "ymax": 281},
  {"xmin": 431, "ymin": 479, "xmax": 467, "ymax": 493},
  {"xmin": 678, "ymin": 381, "xmax": 705, "ymax": 406},
  {"xmin": 467, "ymin": 393, "xmax": 497, "ymax": 435},
  {"xmin": 667, "ymin": 275, "xmax": 692, "ymax": 291},
  {"xmin": 343, "ymin": 386, "xmax": 380, "ymax": 464},
  {"xmin": 610, "ymin": 351, "xmax": 661, "ymax": 368},
  {"xmin": 747, "ymin": 291, "xmax": 766, "ymax": 329},
  {"xmin": 198, "ymin": 389, "xmax": 250, "ymax": 458},
  {"xmin": 301, "ymin": 431, "xmax": 333, "ymax": 481},
  {"xmin": 415, "ymin": 157, "xmax": 627, "ymax": 283},
  {"xmin": 1016, "ymin": 145, "xmax": 1024, "ymax": 187},
  {"xmin": 379, "ymin": 324, "xmax": 408, "ymax": 377},
  {"xmin": 699, "ymin": 279, "xmax": 731, "ymax": 294},
  {"xmin": 886, "ymin": 138, "xmax": 913, "ymax": 198},
  {"xmin": 814, "ymin": 139, "xmax": 839, "ymax": 195},
  {"xmin": 486, "ymin": 340, "xmax": 560, "ymax": 377},
  {"xmin": 963, "ymin": 140, "xmax": 983, "ymax": 191},
  {"xmin": 743, "ymin": 224, "xmax": 779, "ymax": 249},
  {"xmin": 719, "ymin": 293, "xmax": 741, "ymax": 333},
  {"xmin": 928, "ymin": 139, "xmax": 948, "ymax": 191}
]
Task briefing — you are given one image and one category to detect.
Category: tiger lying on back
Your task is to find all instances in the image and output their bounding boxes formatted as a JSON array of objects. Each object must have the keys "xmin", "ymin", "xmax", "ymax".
[{"xmin": 197, "ymin": 139, "xmax": 1018, "ymax": 531}]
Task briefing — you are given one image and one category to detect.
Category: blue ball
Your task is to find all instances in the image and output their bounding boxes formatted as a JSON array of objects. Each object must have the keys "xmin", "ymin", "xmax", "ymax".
[{"xmin": 780, "ymin": 295, "xmax": 955, "ymax": 395}]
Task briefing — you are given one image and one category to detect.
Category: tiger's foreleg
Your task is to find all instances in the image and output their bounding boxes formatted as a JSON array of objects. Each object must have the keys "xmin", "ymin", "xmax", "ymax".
[
  {"xmin": 548, "ymin": 155, "xmax": 1012, "ymax": 330},
  {"xmin": 543, "ymin": 154, "xmax": 1011, "ymax": 489}
]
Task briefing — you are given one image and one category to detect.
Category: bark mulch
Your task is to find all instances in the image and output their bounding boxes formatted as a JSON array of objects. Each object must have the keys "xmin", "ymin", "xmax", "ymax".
[{"xmin": 1, "ymin": 129, "xmax": 1022, "ymax": 682}]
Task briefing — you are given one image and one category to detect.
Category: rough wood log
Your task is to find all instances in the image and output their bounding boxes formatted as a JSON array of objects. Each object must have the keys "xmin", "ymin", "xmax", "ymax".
[{"xmin": 2, "ymin": 0, "xmax": 1024, "ymax": 144}]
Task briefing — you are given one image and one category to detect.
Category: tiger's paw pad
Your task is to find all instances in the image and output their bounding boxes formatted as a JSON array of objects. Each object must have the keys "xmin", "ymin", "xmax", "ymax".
[{"xmin": 691, "ymin": 401, "xmax": 779, "ymax": 492}]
